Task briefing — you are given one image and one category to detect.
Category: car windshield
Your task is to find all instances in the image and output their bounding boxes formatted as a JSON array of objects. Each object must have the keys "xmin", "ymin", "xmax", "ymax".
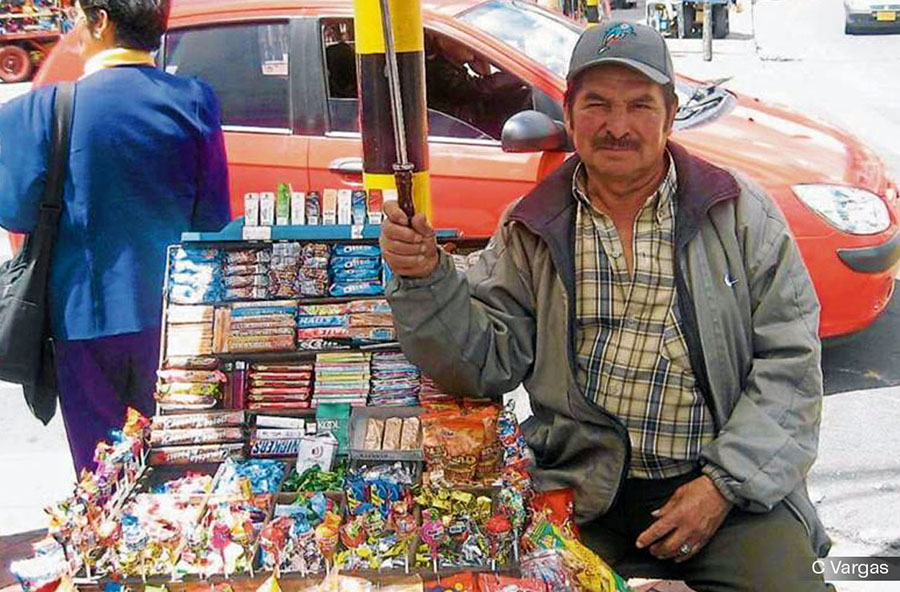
[{"xmin": 457, "ymin": 0, "xmax": 580, "ymax": 78}]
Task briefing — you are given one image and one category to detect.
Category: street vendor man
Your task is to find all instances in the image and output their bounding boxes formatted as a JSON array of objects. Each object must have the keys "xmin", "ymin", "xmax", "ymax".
[{"xmin": 381, "ymin": 21, "xmax": 830, "ymax": 591}]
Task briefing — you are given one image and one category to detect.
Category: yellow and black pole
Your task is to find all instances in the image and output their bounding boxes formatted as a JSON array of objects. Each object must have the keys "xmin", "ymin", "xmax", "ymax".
[{"xmin": 353, "ymin": 0, "xmax": 431, "ymax": 221}]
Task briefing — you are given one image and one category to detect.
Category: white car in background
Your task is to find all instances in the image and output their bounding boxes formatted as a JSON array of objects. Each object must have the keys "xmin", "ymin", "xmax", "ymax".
[{"xmin": 844, "ymin": 0, "xmax": 900, "ymax": 33}]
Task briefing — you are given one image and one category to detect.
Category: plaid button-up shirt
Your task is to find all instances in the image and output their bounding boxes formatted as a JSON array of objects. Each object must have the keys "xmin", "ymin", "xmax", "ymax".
[{"xmin": 573, "ymin": 158, "xmax": 716, "ymax": 480}]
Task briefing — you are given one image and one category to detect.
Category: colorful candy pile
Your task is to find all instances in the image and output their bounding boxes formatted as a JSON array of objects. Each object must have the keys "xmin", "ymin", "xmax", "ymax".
[
  {"xmin": 414, "ymin": 489, "xmax": 493, "ymax": 570},
  {"xmin": 259, "ymin": 492, "xmax": 342, "ymax": 574},
  {"xmin": 338, "ymin": 463, "xmax": 418, "ymax": 571},
  {"xmin": 296, "ymin": 243, "xmax": 332, "ymax": 298}
]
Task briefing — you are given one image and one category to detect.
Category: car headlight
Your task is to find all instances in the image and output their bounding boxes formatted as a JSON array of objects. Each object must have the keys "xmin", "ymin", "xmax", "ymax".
[{"xmin": 792, "ymin": 184, "xmax": 891, "ymax": 235}]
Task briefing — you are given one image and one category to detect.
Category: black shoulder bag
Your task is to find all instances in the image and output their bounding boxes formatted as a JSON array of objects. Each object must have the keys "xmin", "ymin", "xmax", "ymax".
[{"xmin": 0, "ymin": 82, "xmax": 75, "ymax": 424}]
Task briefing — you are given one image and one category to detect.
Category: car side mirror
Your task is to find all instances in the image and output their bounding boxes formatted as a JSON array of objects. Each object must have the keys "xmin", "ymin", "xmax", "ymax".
[{"xmin": 501, "ymin": 110, "xmax": 571, "ymax": 153}]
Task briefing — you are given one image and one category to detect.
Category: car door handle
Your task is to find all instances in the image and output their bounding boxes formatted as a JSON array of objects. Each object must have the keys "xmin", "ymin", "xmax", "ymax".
[{"xmin": 329, "ymin": 157, "xmax": 363, "ymax": 177}]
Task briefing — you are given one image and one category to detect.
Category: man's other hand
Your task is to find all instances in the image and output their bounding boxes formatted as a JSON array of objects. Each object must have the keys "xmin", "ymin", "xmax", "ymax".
[
  {"xmin": 635, "ymin": 475, "xmax": 732, "ymax": 562},
  {"xmin": 380, "ymin": 201, "xmax": 440, "ymax": 278}
]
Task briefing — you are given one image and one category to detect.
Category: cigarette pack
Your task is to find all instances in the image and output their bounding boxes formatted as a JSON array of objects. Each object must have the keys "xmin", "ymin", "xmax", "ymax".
[
  {"xmin": 291, "ymin": 192, "xmax": 306, "ymax": 225},
  {"xmin": 306, "ymin": 191, "xmax": 321, "ymax": 225},
  {"xmin": 322, "ymin": 189, "xmax": 338, "ymax": 225},
  {"xmin": 276, "ymin": 184, "xmax": 291, "ymax": 225},
  {"xmin": 352, "ymin": 190, "xmax": 368, "ymax": 225},
  {"xmin": 367, "ymin": 189, "xmax": 383, "ymax": 224},
  {"xmin": 259, "ymin": 192, "xmax": 276, "ymax": 226},
  {"xmin": 337, "ymin": 189, "xmax": 352, "ymax": 225},
  {"xmin": 244, "ymin": 193, "xmax": 260, "ymax": 226}
]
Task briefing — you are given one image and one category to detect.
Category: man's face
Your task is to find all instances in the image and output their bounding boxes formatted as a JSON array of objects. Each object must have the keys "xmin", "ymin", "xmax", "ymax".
[{"xmin": 565, "ymin": 64, "xmax": 676, "ymax": 183}]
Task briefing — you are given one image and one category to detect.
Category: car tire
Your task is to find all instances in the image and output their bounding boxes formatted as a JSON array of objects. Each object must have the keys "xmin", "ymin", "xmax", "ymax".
[
  {"xmin": 0, "ymin": 45, "xmax": 32, "ymax": 83},
  {"xmin": 713, "ymin": 4, "xmax": 729, "ymax": 38}
]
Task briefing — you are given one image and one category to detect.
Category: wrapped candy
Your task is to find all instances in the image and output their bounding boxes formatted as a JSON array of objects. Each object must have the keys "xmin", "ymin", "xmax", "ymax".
[
  {"xmin": 485, "ymin": 513, "xmax": 513, "ymax": 568},
  {"xmin": 420, "ymin": 512, "xmax": 445, "ymax": 573}
]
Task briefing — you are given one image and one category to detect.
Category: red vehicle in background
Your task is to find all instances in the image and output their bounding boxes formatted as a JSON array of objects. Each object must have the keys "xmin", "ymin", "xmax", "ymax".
[
  {"xmin": 0, "ymin": 0, "xmax": 70, "ymax": 82},
  {"xmin": 28, "ymin": 0, "xmax": 900, "ymax": 339}
]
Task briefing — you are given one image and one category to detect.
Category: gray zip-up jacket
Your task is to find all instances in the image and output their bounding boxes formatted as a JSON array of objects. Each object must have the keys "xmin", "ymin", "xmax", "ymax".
[{"xmin": 387, "ymin": 142, "xmax": 829, "ymax": 557}]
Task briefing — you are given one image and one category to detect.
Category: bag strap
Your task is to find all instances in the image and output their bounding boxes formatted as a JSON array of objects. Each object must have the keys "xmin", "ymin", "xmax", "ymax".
[{"xmin": 25, "ymin": 82, "xmax": 75, "ymax": 262}]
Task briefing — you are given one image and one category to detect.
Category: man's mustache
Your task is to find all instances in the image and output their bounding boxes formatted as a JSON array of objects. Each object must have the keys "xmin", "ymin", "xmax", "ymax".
[{"xmin": 592, "ymin": 135, "xmax": 640, "ymax": 150}]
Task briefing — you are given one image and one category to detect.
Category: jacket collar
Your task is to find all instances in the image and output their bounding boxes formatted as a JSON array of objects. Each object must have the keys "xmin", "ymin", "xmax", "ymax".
[
  {"xmin": 82, "ymin": 48, "xmax": 155, "ymax": 79},
  {"xmin": 509, "ymin": 140, "xmax": 741, "ymax": 237}
]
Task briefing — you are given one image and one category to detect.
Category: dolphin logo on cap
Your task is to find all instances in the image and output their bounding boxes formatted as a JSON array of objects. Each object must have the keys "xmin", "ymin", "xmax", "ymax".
[{"xmin": 598, "ymin": 23, "xmax": 636, "ymax": 54}]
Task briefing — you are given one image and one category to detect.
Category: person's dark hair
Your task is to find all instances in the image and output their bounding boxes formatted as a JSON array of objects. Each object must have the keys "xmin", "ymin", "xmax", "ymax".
[
  {"xmin": 82, "ymin": 0, "xmax": 170, "ymax": 52},
  {"xmin": 563, "ymin": 69, "xmax": 678, "ymax": 122}
]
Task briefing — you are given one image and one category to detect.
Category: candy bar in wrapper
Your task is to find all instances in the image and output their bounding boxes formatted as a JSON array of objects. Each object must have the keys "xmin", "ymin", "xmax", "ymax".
[
  {"xmin": 232, "ymin": 326, "xmax": 295, "ymax": 337},
  {"xmin": 296, "ymin": 314, "xmax": 349, "ymax": 328},
  {"xmin": 297, "ymin": 303, "xmax": 350, "ymax": 316},
  {"xmin": 333, "ymin": 244, "xmax": 381, "ymax": 258},
  {"xmin": 225, "ymin": 274, "xmax": 268, "ymax": 289},
  {"xmin": 226, "ymin": 263, "xmax": 268, "ymax": 276},
  {"xmin": 348, "ymin": 327, "xmax": 394, "ymax": 341},
  {"xmin": 363, "ymin": 418, "xmax": 386, "ymax": 450},
  {"xmin": 225, "ymin": 286, "xmax": 269, "ymax": 301},
  {"xmin": 400, "ymin": 417, "xmax": 420, "ymax": 450},
  {"xmin": 149, "ymin": 442, "xmax": 244, "ymax": 465},
  {"xmin": 331, "ymin": 257, "xmax": 381, "ymax": 270},
  {"xmin": 167, "ymin": 305, "xmax": 215, "ymax": 324},
  {"xmin": 256, "ymin": 416, "xmax": 306, "ymax": 429},
  {"xmin": 226, "ymin": 248, "xmax": 272, "ymax": 265},
  {"xmin": 173, "ymin": 247, "xmax": 220, "ymax": 262},
  {"xmin": 151, "ymin": 411, "xmax": 245, "ymax": 430},
  {"xmin": 349, "ymin": 312, "xmax": 393, "ymax": 328},
  {"xmin": 330, "ymin": 281, "xmax": 383, "ymax": 297},
  {"xmin": 297, "ymin": 326, "xmax": 350, "ymax": 339},
  {"xmin": 251, "ymin": 371, "xmax": 313, "ymax": 380},
  {"xmin": 150, "ymin": 427, "xmax": 244, "ymax": 446},
  {"xmin": 348, "ymin": 299, "xmax": 392, "ymax": 314},
  {"xmin": 157, "ymin": 369, "xmax": 227, "ymax": 383},
  {"xmin": 251, "ymin": 438, "xmax": 301, "ymax": 457},
  {"xmin": 228, "ymin": 335, "xmax": 296, "ymax": 352},
  {"xmin": 248, "ymin": 401, "xmax": 312, "ymax": 411},
  {"xmin": 233, "ymin": 299, "xmax": 298, "ymax": 309},
  {"xmin": 333, "ymin": 267, "xmax": 382, "ymax": 282},
  {"xmin": 297, "ymin": 339, "xmax": 350, "ymax": 351},
  {"xmin": 252, "ymin": 363, "xmax": 314, "ymax": 372},
  {"xmin": 382, "ymin": 417, "xmax": 403, "ymax": 451},
  {"xmin": 255, "ymin": 428, "xmax": 305, "ymax": 440},
  {"xmin": 163, "ymin": 356, "xmax": 219, "ymax": 370}
]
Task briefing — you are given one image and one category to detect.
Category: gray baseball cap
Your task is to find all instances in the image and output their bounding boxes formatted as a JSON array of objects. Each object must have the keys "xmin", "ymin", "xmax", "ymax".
[{"xmin": 567, "ymin": 21, "xmax": 674, "ymax": 86}]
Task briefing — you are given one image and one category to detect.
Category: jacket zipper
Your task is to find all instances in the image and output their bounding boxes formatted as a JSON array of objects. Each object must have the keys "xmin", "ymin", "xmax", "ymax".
[
  {"xmin": 508, "ymin": 215, "xmax": 632, "ymax": 513},
  {"xmin": 559, "ymin": 264, "xmax": 633, "ymax": 512}
]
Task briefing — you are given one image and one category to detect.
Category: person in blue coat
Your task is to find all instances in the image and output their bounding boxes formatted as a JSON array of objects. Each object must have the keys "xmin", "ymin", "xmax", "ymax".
[{"xmin": 0, "ymin": 0, "xmax": 231, "ymax": 473}]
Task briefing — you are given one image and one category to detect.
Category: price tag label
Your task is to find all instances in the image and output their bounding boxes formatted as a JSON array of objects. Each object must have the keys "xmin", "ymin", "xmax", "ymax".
[
  {"xmin": 351, "ymin": 225, "xmax": 364, "ymax": 239},
  {"xmin": 242, "ymin": 225, "xmax": 272, "ymax": 241}
]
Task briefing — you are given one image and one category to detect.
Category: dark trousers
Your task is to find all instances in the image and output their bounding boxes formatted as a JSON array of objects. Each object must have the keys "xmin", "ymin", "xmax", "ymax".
[
  {"xmin": 55, "ymin": 329, "xmax": 160, "ymax": 474},
  {"xmin": 581, "ymin": 471, "xmax": 828, "ymax": 592},
  {"xmin": 585, "ymin": 5, "xmax": 600, "ymax": 22}
]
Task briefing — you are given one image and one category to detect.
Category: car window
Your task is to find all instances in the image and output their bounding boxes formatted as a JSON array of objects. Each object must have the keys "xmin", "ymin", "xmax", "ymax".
[
  {"xmin": 164, "ymin": 22, "xmax": 292, "ymax": 131},
  {"xmin": 458, "ymin": 0, "xmax": 580, "ymax": 79},
  {"xmin": 320, "ymin": 19, "xmax": 530, "ymax": 141}
]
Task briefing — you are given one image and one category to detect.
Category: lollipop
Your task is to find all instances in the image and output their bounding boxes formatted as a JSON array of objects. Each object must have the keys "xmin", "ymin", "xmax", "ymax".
[
  {"xmin": 485, "ymin": 513, "xmax": 512, "ymax": 570},
  {"xmin": 420, "ymin": 513, "xmax": 445, "ymax": 573},
  {"xmin": 314, "ymin": 513, "xmax": 339, "ymax": 568},
  {"xmin": 260, "ymin": 517, "xmax": 292, "ymax": 574},
  {"xmin": 210, "ymin": 522, "xmax": 232, "ymax": 577},
  {"xmin": 391, "ymin": 510, "xmax": 418, "ymax": 573},
  {"xmin": 339, "ymin": 515, "xmax": 367, "ymax": 551}
]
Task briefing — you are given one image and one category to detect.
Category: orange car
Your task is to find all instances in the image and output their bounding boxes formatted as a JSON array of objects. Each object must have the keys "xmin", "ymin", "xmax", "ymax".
[{"xmin": 31, "ymin": 0, "xmax": 900, "ymax": 339}]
